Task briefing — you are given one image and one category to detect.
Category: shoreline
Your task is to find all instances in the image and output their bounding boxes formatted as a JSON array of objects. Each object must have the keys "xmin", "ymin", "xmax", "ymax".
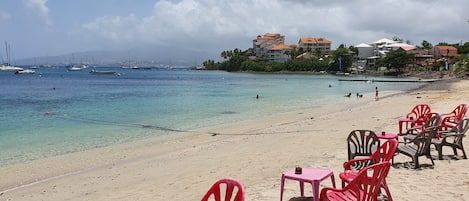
[{"xmin": 1, "ymin": 78, "xmax": 468, "ymax": 200}]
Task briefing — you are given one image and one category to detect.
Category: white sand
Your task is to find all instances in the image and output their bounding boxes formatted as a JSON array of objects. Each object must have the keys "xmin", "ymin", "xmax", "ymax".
[{"xmin": 1, "ymin": 79, "xmax": 468, "ymax": 201}]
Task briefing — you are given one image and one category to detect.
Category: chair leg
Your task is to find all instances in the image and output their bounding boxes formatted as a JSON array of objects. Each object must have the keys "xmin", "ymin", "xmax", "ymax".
[
  {"xmin": 435, "ymin": 144, "xmax": 443, "ymax": 160},
  {"xmin": 461, "ymin": 146, "xmax": 467, "ymax": 159},
  {"xmin": 413, "ymin": 156, "xmax": 419, "ymax": 169},
  {"xmin": 381, "ymin": 180, "xmax": 393, "ymax": 201},
  {"xmin": 429, "ymin": 153, "xmax": 435, "ymax": 165},
  {"xmin": 457, "ymin": 144, "xmax": 467, "ymax": 159}
]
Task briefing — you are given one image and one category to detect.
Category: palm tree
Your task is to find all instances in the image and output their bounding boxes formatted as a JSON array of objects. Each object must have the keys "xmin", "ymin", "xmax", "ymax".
[{"xmin": 221, "ymin": 51, "xmax": 227, "ymax": 59}]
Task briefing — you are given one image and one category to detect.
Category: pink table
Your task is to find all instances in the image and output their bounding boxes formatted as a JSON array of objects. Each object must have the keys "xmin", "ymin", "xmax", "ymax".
[
  {"xmin": 398, "ymin": 117, "xmax": 415, "ymax": 135},
  {"xmin": 377, "ymin": 133, "xmax": 398, "ymax": 164},
  {"xmin": 377, "ymin": 132, "xmax": 398, "ymax": 140},
  {"xmin": 280, "ymin": 168, "xmax": 335, "ymax": 201}
]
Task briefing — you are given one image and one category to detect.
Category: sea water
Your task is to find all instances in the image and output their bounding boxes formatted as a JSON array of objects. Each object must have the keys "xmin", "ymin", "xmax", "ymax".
[{"xmin": 0, "ymin": 67, "xmax": 423, "ymax": 166}]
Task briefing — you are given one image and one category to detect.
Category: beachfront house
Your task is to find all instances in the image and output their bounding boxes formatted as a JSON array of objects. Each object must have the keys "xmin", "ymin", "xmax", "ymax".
[
  {"xmin": 267, "ymin": 44, "xmax": 296, "ymax": 63},
  {"xmin": 430, "ymin": 45, "xmax": 458, "ymax": 60},
  {"xmin": 298, "ymin": 37, "xmax": 332, "ymax": 56},
  {"xmin": 253, "ymin": 33, "xmax": 285, "ymax": 61},
  {"xmin": 430, "ymin": 45, "xmax": 459, "ymax": 71}
]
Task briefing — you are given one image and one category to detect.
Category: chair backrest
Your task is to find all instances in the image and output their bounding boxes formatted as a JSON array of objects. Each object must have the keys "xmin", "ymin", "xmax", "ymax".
[
  {"xmin": 449, "ymin": 119, "xmax": 469, "ymax": 145},
  {"xmin": 424, "ymin": 113, "xmax": 442, "ymax": 128},
  {"xmin": 406, "ymin": 104, "xmax": 432, "ymax": 126},
  {"xmin": 413, "ymin": 125, "xmax": 440, "ymax": 156},
  {"xmin": 347, "ymin": 130, "xmax": 380, "ymax": 160},
  {"xmin": 345, "ymin": 162, "xmax": 391, "ymax": 201},
  {"xmin": 452, "ymin": 104, "xmax": 468, "ymax": 122},
  {"xmin": 346, "ymin": 139, "xmax": 397, "ymax": 171},
  {"xmin": 454, "ymin": 118, "xmax": 469, "ymax": 134},
  {"xmin": 201, "ymin": 178, "xmax": 245, "ymax": 201},
  {"xmin": 370, "ymin": 139, "xmax": 398, "ymax": 163}
]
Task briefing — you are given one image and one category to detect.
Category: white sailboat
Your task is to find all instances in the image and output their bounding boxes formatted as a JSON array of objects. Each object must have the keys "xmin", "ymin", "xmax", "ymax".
[{"xmin": 0, "ymin": 41, "xmax": 23, "ymax": 71}]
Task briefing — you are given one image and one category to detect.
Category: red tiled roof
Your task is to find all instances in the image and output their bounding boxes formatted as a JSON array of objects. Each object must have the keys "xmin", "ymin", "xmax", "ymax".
[
  {"xmin": 436, "ymin": 45, "xmax": 457, "ymax": 51},
  {"xmin": 299, "ymin": 37, "xmax": 331, "ymax": 44},
  {"xmin": 270, "ymin": 44, "xmax": 293, "ymax": 51}
]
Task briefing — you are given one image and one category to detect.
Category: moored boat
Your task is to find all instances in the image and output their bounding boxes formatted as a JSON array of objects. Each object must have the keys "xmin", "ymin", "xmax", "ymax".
[
  {"xmin": 0, "ymin": 63, "xmax": 23, "ymax": 71},
  {"xmin": 89, "ymin": 69, "xmax": 116, "ymax": 75},
  {"xmin": 14, "ymin": 69, "xmax": 35, "ymax": 74}
]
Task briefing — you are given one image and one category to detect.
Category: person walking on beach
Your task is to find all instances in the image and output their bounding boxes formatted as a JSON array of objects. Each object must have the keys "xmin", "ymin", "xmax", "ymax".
[{"xmin": 375, "ymin": 87, "xmax": 379, "ymax": 101}]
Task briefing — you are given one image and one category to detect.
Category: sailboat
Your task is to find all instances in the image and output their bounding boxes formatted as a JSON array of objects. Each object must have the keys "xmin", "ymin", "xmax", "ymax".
[{"xmin": 0, "ymin": 41, "xmax": 23, "ymax": 71}]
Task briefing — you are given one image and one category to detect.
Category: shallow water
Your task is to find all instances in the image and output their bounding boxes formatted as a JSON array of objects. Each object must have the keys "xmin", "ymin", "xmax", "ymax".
[{"xmin": 0, "ymin": 67, "xmax": 423, "ymax": 166}]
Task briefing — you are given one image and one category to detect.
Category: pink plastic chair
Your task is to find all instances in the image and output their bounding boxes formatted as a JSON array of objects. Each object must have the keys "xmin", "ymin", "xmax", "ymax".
[
  {"xmin": 201, "ymin": 178, "xmax": 245, "ymax": 201},
  {"xmin": 440, "ymin": 104, "xmax": 467, "ymax": 131},
  {"xmin": 320, "ymin": 162, "xmax": 391, "ymax": 201}
]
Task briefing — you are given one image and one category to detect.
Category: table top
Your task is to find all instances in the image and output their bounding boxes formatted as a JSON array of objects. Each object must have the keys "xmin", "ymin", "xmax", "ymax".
[
  {"xmin": 399, "ymin": 117, "xmax": 415, "ymax": 122},
  {"xmin": 282, "ymin": 168, "xmax": 333, "ymax": 182},
  {"xmin": 377, "ymin": 133, "xmax": 398, "ymax": 139}
]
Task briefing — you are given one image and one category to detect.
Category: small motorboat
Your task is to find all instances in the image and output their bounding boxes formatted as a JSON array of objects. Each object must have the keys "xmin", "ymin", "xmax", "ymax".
[
  {"xmin": 89, "ymin": 70, "xmax": 116, "ymax": 75},
  {"xmin": 14, "ymin": 69, "xmax": 35, "ymax": 74}
]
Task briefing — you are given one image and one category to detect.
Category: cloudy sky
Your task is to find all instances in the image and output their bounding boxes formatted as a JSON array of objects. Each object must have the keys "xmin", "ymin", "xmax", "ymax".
[{"xmin": 1, "ymin": 0, "xmax": 469, "ymax": 61}]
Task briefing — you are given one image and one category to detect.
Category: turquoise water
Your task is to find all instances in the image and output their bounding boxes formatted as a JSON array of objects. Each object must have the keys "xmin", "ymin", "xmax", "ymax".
[{"xmin": 0, "ymin": 67, "xmax": 423, "ymax": 166}]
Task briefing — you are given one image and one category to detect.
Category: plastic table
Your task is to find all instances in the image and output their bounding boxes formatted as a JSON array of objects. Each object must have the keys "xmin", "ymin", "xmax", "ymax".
[
  {"xmin": 377, "ymin": 132, "xmax": 398, "ymax": 163},
  {"xmin": 377, "ymin": 132, "xmax": 398, "ymax": 140},
  {"xmin": 399, "ymin": 117, "xmax": 415, "ymax": 135},
  {"xmin": 280, "ymin": 168, "xmax": 335, "ymax": 201}
]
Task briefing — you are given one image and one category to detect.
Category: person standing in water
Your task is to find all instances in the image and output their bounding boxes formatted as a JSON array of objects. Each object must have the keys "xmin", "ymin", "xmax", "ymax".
[{"xmin": 375, "ymin": 87, "xmax": 379, "ymax": 101}]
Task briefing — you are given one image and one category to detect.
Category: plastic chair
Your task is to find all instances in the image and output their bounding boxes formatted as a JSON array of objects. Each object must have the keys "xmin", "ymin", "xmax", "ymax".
[
  {"xmin": 201, "ymin": 178, "xmax": 245, "ymax": 201},
  {"xmin": 398, "ymin": 124, "xmax": 440, "ymax": 169},
  {"xmin": 320, "ymin": 162, "xmax": 391, "ymax": 201},
  {"xmin": 432, "ymin": 118, "xmax": 469, "ymax": 160},
  {"xmin": 347, "ymin": 130, "xmax": 380, "ymax": 161},
  {"xmin": 398, "ymin": 104, "xmax": 432, "ymax": 135},
  {"xmin": 340, "ymin": 139, "xmax": 397, "ymax": 201},
  {"xmin": 440, "ymin": 104, "xmax": 467, "ymax": 131},
  {"xmin": 403, "ymin": 114, "xmax": 441, "ymax": 143}
]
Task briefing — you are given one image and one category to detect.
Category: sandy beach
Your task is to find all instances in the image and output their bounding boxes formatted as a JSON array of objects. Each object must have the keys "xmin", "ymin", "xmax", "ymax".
[{"xmin": 1, "ymin": 78, "xmax": 468, "ymax": 201}]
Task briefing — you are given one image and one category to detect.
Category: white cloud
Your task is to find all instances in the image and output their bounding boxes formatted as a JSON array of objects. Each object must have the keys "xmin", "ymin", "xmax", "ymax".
[
  {"xmin": 80, "ymin": 0, "xmax": 469, "ymax": 53},
  {"xmin": 21, "ymin": 0, "xmax": 52, "ymax": 26}
]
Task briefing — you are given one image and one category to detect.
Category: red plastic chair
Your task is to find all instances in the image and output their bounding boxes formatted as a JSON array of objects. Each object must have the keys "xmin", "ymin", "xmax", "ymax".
[
  {"xmin": 399, "ymin": 104, "xmax": 432, "ymax": 135},
  {"xmin": 339, "ymin": 139, "xmax": 397, "ymax": 201},
  {"xmin": 201, "ymin": 178, "xmax": 245, "ymax": 201},
  {"xmin": 440, "ymin": 104, "xmax": 467, "ymax": 131},
  {"xmin": 320, "ymin": 162, "xmax": 391, "ymax": 201}
]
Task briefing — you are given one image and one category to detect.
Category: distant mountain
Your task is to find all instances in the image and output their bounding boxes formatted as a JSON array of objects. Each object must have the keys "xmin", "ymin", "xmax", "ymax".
[{"xmin": 14, "ymin": 45, "xmax": 220, "ymax": 67}]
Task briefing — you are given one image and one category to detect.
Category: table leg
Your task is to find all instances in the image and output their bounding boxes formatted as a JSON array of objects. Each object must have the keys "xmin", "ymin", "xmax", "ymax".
[
  {"xmin": 330, "ymin": 174, "xmax": 336, "ymax": 188},
  {"xmin": 399, "ymin": 120, "xmax": 403, "ymax": 135},
  {"xmin": 280, "ymin": 175, "xmax": 285, "ymax": 201},
  {"xmin": 313, "ymin": 181, "xmax": 319, "ymax": 201},
  {"xmin": 299, "ymin": 181, "xmax": 304, "ymax": 197}
]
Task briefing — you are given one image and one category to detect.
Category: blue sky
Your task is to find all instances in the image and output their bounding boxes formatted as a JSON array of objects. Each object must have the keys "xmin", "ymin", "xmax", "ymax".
[{"xmin": 1, "ymin": 0, "xmax": 469, "ymax": 61}]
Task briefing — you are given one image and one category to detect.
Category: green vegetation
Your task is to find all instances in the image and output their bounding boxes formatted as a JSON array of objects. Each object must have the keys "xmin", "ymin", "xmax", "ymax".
[
  {"xmin": 202, "ymin": 45, "xmax": 353, "ymax": 73},
  {"xmin": 376, "ymin": 49, "xmax": 415, "ymax": 72},
  {"xmin": 202, "ymin": 40, "xmax": 469, "ymax": 75}
]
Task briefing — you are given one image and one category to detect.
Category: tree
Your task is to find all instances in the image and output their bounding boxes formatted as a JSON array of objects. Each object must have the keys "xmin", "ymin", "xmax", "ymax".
[
  {"xmin": 376, "ymin": 49, "xmax": 415, "ymax": 72},
  {"xmin": 348, "ymin": 46, "xmax": 359, "ymax": 56},
  {"xmin": 437, "ymin": 42, "xmax": 449, "ymax": 46},
  {"xmin": 330, "ymin": 47, "xmax": 352, "ymax": 72},
  {"xmin": 421, "ymin": 40, "xmax": 433, "ymax": 50},
  {"xmin": 392, "ymin": 36, "xmax": 403, "ymax": 42},
  {"xmin": 314, "ymin": 48, "xmax": 322, "ymax": 58}
]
